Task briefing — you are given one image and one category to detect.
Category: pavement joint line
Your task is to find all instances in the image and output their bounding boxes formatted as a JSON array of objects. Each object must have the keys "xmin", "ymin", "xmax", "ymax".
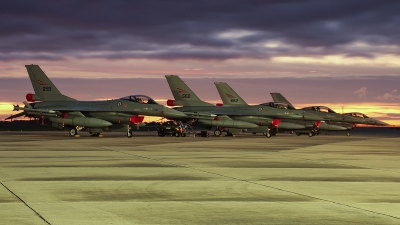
[
  {"xmin": 0, "ymin": 181, "xmax": 52, "ymax": 225},
  {"xmin": 98, "ymin": 146, "xmax": 400, "ymax": 221}
]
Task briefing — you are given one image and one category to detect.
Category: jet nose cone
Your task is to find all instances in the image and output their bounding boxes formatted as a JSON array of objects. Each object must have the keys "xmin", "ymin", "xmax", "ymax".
[
  {"xmin": 302, "ymin": 111, "xmax": 324, "ymax": 121},
  {"xmin": 376, "ymin": 120, "xmax": 389, "ymax": 126},
  {"xmin": 162, "ymin": 107, "xmax": 186, "ymax": 119}
]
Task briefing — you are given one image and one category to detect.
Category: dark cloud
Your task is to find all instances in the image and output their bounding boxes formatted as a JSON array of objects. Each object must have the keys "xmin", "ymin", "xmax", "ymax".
[{"xmin": 0, "ymin": 0, "xmax": 399, "ymax": 60}]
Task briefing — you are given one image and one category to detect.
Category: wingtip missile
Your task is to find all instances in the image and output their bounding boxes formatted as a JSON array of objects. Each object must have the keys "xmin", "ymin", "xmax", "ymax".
[{"xmin": 13, "ymin": 104, "xmax": 20, "ymax": 111}]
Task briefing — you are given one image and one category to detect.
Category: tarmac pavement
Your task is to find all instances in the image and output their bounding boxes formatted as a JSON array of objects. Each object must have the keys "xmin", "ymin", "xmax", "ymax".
[{"xmin": 0, "ymin": 130, "xmax": 399, "ymax": 224}]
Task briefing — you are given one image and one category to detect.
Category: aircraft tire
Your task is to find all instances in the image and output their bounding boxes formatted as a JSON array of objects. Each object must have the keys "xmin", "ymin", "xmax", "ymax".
[
  {"xmin": 265, "ymin": 133, "xmax": 271, "ymax": 138},
  {"xmin": 69, "ymin": 128, "xmax": 78, "ymax": 136},
  {"xmin": 127, "ymin": 131, "xmax": 133, "ymax": 138},
  {"xmin": 214, "ymin": 129, "xmax": 222, "ymax": 136}
]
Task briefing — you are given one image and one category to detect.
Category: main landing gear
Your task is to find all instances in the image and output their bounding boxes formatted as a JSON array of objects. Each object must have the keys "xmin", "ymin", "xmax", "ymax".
[
  {"xmin": 213, "ymin": 128, "xmax": 234, "ymax": 137},
  {"xmin": 214, "ymin": 129, "xmax": 222, "ymax": 136},
  {"xmin": 127, "ymin": 125, "xmax": 133, "ymax": 138},
  {"xmin": 69, "ymin": 128, "xmax": 78, "ymax": 136},
  {"xmin": 69, "ymin": 126, "xmax": 83, "ymax": 137}
]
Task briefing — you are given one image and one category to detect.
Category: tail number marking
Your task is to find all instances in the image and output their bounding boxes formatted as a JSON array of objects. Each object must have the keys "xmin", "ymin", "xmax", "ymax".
[
  {"xmin": 230, "ymin": 99, "xmax": 238, "ymax": 102},
  {"xmin": 43, "ymin": 87, "xmax": 52, "ymax": 91},
  {"xmin": 182, "ymin": 94, "xmax": 191, "ymax": 98}
]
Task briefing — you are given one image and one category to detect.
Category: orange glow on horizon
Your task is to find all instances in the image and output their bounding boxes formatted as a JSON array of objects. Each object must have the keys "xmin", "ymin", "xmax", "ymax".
[{"xmin": 2, "ymin": 101, "xmax": 400, "ymax": 125}]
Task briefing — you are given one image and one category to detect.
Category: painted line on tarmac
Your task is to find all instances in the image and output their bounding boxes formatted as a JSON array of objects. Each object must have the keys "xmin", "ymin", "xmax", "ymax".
[
  {"xmin": 99, "ymin": 146, "xmax": 400, "ymax": 221},
  {"xmin": 0, "ymin": 181, "xmax": 51, "ymax": 225}
]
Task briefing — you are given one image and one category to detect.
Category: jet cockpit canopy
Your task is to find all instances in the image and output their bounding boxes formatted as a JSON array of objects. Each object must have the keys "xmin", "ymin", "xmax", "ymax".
[
  {"xmin": 302, "ymin": 106, "xmax": 336, "ymax": 113},
  {"xmin": 343, "ymin": 112, "xmax": 369, "ymax": 118},
  {"xmin": 120, "ymin": 95, "xmax": 159, "ymax": 104},
  {"xmin": 260, "ymin": 102, "xmax": 294, "ymax": 109}
]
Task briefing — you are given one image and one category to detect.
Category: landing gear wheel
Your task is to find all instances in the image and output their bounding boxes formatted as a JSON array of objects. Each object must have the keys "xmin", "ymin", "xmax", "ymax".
[
  {"xmin": 158, "ymin": 131, "xmax": 165, "ymax": 137},
  {"xmin": 181, "ymin": 133, "xmax": 186, "ymax": 137},
  {"xmin": 214, "ymin": 129, "xmax": 222, "ymax": 136},
  {"xmin": 127, "ymin": 131, "xmax": 133, "ymax": 138},
  {"xmin": 308, "ymin": 132, "xmax": 313, "ymax": 137},
  {"xmin": 296, "ymin": 133, "xmax": 301, "ymax": 136},
  {"xmin": 346, "ymin": 132, "xmax": 351, "ymax": 136},
  {"xmin": 69, "ymin": 128, "xmax": 78, "ymax": 136},
  {"xmin": 265, "ymin": 133, "xmax": 271, "ymax": 138},
  {"xmin": 174, "ymin": 132, "xmax": 180, "ymax": 137}
]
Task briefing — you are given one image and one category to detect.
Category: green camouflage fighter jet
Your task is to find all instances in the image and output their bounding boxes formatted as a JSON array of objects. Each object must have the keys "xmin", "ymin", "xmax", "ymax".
[
  {"xmin": 215, "ymin": 82, "xmax": 349, "ymax": 137},
  {"xmin": 7, "ymin": 65, "xmax": 186, "ymax": 137},
  {"xmin": 164, "ymin": 75, "xmax": 323, "ymax": 137},
  {"xmin": 270, "ymin": 93, "xmax": 388, "ymax": 136}
]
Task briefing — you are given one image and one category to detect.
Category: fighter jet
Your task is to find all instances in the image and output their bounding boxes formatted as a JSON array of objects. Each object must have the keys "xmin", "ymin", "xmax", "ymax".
[
  {"xmin": 7, "ymin": 65, "xmax": 185, "ymax": 137},
  {"xmin": 270, "ymin": 92, "xmax": 388, "ymax": 136},
  {"xmin": 342, "ymin": 112, "xmax": 388, "ymax": 126},
  {"xmin": 165, "ymin": 75, "xmax": 323, "ymax": 137},
  {"xmin": 214, "ymin": 82, "xmax": 310, "ymax": 135}
]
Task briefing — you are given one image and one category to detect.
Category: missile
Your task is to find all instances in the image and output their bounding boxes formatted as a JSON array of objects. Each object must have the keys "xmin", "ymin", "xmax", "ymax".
[
  {"xmin": 12, "ymin": 104, "xmax": 20, "ymax": 111},
  {"xmin": 13, "ymin": 105, "xmax": 57, "ymax": 114}
]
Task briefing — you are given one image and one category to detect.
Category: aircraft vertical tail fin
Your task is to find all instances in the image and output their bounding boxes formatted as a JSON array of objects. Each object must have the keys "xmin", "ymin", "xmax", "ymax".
[
  {"xmin": 26, "ymin": 65, "xmax": 76, "ymax": 101},
  {"xmin": 214, "ymin": 82, "xmax": 248, "ymax": 106},
  {"xmin": 165, "ymin": 75, "xmax": 213, "ymax": 106},
  {"xmin": 270, "ymin": 93, "xmax": 296, "ymax": 109}
]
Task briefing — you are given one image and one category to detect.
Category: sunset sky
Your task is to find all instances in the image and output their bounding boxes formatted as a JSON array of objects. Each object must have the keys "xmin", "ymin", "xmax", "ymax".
[{"xmin": 1, "ymin": 1, "xmax": 399, "ymax": 124}]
